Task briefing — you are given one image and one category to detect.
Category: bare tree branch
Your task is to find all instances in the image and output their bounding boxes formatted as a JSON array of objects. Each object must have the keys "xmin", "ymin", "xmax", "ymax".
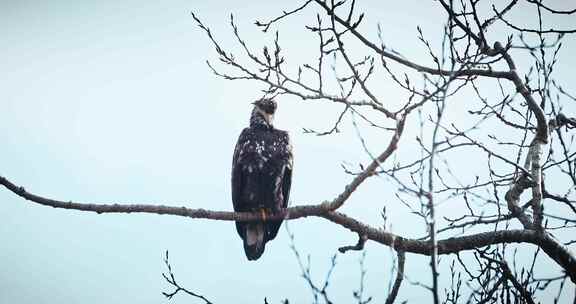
[
  {"xmin": 385, "ymin": 250, "xmax": 405, "ymax": 304},
  {"xmin": 2, "ymin": 174, "xmax": 575, "ymax": 283},
  {"xmin": 162, "ymin": 251, "xmax": 213, "ymax": 303}
]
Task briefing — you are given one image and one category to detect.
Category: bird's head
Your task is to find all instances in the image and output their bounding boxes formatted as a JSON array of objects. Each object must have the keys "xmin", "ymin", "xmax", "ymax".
[{"xmin": 251, "ymin": 98, "xmax": 277, "ymax": 128}]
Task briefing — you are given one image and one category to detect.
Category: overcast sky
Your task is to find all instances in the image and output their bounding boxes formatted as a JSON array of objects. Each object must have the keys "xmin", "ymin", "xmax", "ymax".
[{"xmin": 1, "ymin": 0, "xmax": 575, "ymax": 303}]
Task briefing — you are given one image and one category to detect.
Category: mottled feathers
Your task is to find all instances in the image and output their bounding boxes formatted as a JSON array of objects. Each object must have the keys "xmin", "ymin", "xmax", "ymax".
[{"xmin": 231, "ymin": 99, "xmax": 293, "ymax": 260}]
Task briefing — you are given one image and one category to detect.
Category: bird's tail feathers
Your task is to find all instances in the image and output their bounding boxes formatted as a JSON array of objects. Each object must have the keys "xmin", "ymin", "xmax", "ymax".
[{"xmin": 243, "ymin": 222, "xmax": 266, "ymax": 261}]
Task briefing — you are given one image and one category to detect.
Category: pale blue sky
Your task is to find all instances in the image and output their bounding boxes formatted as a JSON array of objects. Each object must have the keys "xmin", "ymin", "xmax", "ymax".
[{"xmin": 1, "ymin": 1, "xmax": 575, "ymax": 303}]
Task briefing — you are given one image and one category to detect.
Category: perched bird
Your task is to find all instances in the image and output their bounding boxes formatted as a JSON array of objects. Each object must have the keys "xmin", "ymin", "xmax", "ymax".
[{"xmin": 231, "ymin": 98, "xmax": 293, "ymax": 260}]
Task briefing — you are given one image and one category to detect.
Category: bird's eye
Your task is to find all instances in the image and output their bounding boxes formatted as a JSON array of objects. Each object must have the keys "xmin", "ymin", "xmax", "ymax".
[{"xmin": 260, "ymin": 105, "xmax": 271, "ymax": 114}]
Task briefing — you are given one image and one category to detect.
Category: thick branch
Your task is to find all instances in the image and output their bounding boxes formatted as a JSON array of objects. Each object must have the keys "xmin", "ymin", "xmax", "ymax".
[
  {"xmin": 323, "ymin": 212, "xmax": 576, "ymax": 283},
  {"xmin": 0, "ymin": 175, "xmax": 322, "ymax": 222},
  {"xmin": 2, "ymin": 174, "xmax": 575, "ymax": 282},
  {"xmin": 505, "ymin": 173, "xmax": 535, "ymax": 229}
]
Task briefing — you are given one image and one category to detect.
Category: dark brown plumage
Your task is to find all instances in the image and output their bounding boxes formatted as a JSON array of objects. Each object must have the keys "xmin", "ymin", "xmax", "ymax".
[{"xmin": 231, "ymin": 99, "xmax": 293, "ymax": 260}]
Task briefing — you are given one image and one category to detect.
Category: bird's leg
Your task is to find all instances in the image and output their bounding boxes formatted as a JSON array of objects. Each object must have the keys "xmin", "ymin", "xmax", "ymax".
[{"xmin": 259, "ymin": 208, "xmax": 267, "ymax": 222}]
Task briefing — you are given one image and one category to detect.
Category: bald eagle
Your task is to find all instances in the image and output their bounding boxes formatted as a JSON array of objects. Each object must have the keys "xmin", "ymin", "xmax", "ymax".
[{"xmin": 231, "ymin": 98, "xmax": 293, "ymax": 260}]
